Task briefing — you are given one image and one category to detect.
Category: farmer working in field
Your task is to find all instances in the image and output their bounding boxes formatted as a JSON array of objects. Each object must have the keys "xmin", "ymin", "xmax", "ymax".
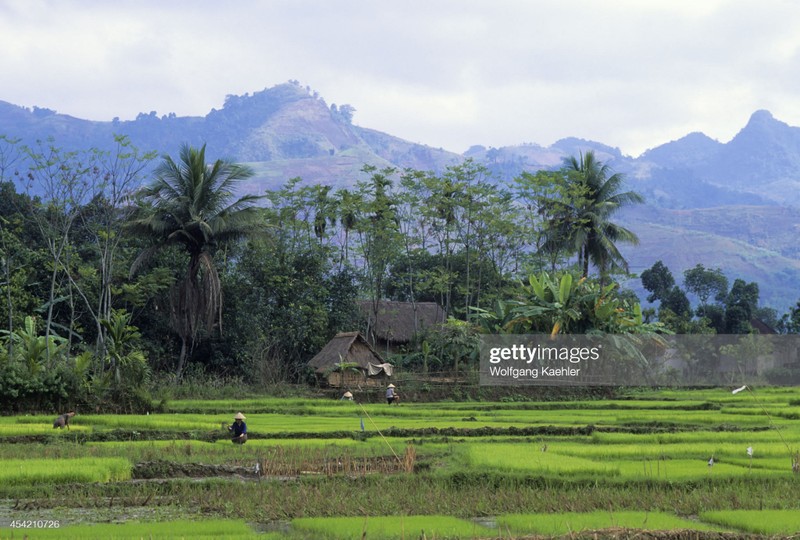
[
  {"xmin": 53, "ymin": 411, "xmax": 76, "ymax": 430},
  {"xmin": 386, "ymin": 384, "xmax": 399, "ymax": 405},
  {"xmin": 228, "ymin": 412, "xmax": 247, "ymax": 444}
]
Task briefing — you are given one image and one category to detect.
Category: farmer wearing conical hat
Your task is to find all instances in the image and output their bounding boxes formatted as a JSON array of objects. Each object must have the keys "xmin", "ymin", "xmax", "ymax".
[
  {"xmin": 228, "ymin": 412, "xmax": 247, "ymax": 444},
  {"xmin": 386, "ymin": 384, "xmax": 399, "ymax": 405},
  {"xmin": 341, "ymin": 391, "xmax": 354, "ymax": 401}
]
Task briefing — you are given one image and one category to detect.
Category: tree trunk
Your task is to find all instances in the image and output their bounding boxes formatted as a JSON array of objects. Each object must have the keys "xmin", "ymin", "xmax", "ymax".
[
  {"xmin": 582, "ymin": 244, "xmax": 590, "ymax": 278},
  {"xmin": 176, "ymin": 336, "xmax": 188, "ymax": 380},
  {"xmin": 3, "ymin": 258, "xmax": 12, "ymax": 360}
]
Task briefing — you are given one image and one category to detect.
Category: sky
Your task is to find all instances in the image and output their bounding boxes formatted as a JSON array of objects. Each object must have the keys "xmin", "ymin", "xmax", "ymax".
[{"xmin": 2, "ymin": 0, "xmax": 800, "ymax": 157}]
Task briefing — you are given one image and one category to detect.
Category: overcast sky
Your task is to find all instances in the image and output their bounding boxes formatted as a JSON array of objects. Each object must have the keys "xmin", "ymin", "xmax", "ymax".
[{"xmin": 2, "ymin": 0, "xmax": 799, "ymax": 157}]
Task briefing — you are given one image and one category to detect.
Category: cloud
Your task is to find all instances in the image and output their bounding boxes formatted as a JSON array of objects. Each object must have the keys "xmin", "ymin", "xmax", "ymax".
[{"xmin": 2, "ymin": 0, "xmax": 800, "ymax": 156}]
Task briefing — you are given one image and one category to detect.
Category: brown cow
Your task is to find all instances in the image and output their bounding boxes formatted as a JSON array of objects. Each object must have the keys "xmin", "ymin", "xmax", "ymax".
[{"xmin": 53, "ymin": 411, "xmax": 76, "ymax": 430}]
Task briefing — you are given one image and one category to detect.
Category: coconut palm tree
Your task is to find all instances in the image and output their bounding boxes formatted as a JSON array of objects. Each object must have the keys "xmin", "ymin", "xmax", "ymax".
[
  {"xmin": 557, "ymin": 151, "xmax": 644, "ymax": 279},
  {"xmin": 128, "ymin": 144, "xmax": 264, "ymax": 379}
]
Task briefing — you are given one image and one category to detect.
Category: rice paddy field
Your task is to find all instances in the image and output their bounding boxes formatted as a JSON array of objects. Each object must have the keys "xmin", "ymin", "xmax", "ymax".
[{"xmin": 1, "ymin": 387, "xmax": 799, "ymax": 539}]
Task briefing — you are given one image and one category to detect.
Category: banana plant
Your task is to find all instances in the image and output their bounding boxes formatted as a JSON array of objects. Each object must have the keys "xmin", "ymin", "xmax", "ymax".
[
  {"xmin": 99, "ymin": 309, "xmax": 149, "ymax": 386},
  {"xmin": 471, "ymin": 299, "xmax": 520, "ymax": 333},
  {"xmin": 0, "ymin": 316, "xmax": 67, "ymax": 375},
  {"xmin": 473, "ymin": 270, "xmax": 661, "ymax": 337},
  {"xmin": 511, "ymin": 272, "xmax": 584, "ymax": 336}
]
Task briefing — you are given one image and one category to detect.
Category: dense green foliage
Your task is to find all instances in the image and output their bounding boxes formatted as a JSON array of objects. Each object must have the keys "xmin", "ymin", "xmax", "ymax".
[
  {"xmin": 1, "ymin": 135, "xmax": 798, "ymax": 412},
  {"xmin": 640, "ymin": 259, "xmax": 786, "ymax": 335}
]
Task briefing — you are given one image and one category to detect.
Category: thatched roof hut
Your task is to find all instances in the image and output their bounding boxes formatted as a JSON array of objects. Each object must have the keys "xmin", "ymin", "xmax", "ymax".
[
  {"xmin": 308, "ymin": 332, "xmax": 392, "ymax": 387},
  {"xmin": 359, "ymin": 300, "xmax": 446, "ymax": 348},
  {"xmin": 750, "ymin": 317, "xmax": 777, "ymax": 335}
]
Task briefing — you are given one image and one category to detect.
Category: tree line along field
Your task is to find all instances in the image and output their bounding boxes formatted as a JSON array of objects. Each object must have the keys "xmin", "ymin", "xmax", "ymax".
[{"xmin": 1, "ymin": 388, "xmax": 800, "ymax": 539}]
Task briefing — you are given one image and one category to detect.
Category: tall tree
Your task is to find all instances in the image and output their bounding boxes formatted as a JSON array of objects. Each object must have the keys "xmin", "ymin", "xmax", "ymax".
[
  {"xmin": 335, "ymin": 187, "xmax": 360, "ymax": 268},
  {"xmin": 724, "ymin": 278, "xmax": 759, "ymax": 334},
  {"xmin": 514, "ymin": 169, "xmax": 578, "ymax": 272},
  {"xmin": 641, "ymin": 260, "xmax": 675, "ymax": 303},
  {"xmin": 559, "ymin": 151, "xmax": 644, "ymax": 279},
  {"xmin": 353, "ymin": 166, "xmax": 402, "ymax": 346},
  {"xmin": 780, "ymin": 300, "xmax": 800, "ymax": 334},
  {"xmin": 22, "ymin": 140, "xmax": 97, "ymax": 358},
  {"xmin": 0, "ymin": 168, "xmax": 39, "ymax": 360},
  {"xmin": 683, "ymin": 264, "xmax": 728, "ymax": 305},
  {"xmin": 127, "ymin": 144, "xmax": 264, "ymax": 378},
  {"xmin": 83, "ymin": 137, "xmax": 155, "ymax": 340}
]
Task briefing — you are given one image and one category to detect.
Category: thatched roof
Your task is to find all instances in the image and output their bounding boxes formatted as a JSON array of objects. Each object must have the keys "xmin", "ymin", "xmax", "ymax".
[
  {"xmin": 359, "ymin": 300, "xmax": 446, "ymax": 344},
  {"xmin": 750, "ymin": 318, "xmax": 777, "ymax": 335},
  {"xmin": 307, "ymin": 332, "xmax": 386, "ymax": 374}
]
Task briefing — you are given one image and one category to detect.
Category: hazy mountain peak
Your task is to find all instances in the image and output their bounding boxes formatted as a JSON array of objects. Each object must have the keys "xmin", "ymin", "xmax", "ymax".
[
  {"xmin": 732, "ymin": 110, "xmax": 790, "ymax": 141},
  {"xmin": 747, "ymin": 109, "xmax": 776, "ymax": 124},
  {"xmin": 1, "ymin": 93, "xmax": 800, "ymax": 311},
  {"xmin": 551, "ymin": 137, "xmax": 623, "ymax": 160},
  {"xmin": 732, "ymin": 109, "xmax": 793, "ymax": 143},
  {"xmin": 639, "ymin": 131, "xmax": 722, "ymax": 169}
]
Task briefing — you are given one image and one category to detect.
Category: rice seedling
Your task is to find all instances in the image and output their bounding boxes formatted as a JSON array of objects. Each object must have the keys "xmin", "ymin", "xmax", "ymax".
[
  {"xmin": 2, "ymin": 470, "xmax": 798, "ymax": 527},
  {"xmin": 614, "ymin": 458, "xmax": 787, "ymax": 481},
  {"xmin": 634, "ymin": 387, "xmax": 798, "ymax": 403},
  {"xmin": 464, "ymin": 442, "xmax": 619, "ymax": 476},
  {"xmin": 549, "ymin": 440, "xmax": 795, "ymax": 460},
  {"xmin": 592, "ymin": 429, "xmax": 800, "ymax": 445},
  {"xmin": 86, "ymin": 438, "xmax": 437, "ymax": 477},
  {"xmin": 0, "ymin": 441, "xmax": 92, "ymax": 461},
  {"xmin": 620, "ymin": 409, "xmax": 776, "ymax": 427},
  {"xmin": 0, "ymin": 457, "xmax": 131, "ymax": 486},
  {"xmin": 496, "ymin": 510, "xmax": 727, "ymax": 536},
  {"xmin": 1, "ymin": 388, "xmax": 799, "ymax": 536},
  {"xmin": 725, "ymin": 456, "xmax": 799, "ymax": 472},
  {"xmin": 165, "ymin": 397, "xmax": 326, "ymax": 413},
  {"xmin": 719, "ymin": 405, "xmax": 799, "ymax": 418},
  {"xmin": 700, "ymin": 509, "xmax": 800, "ymax": 535},
  {"xmin": 291, "ymin": 514, "xmax": 490, "ymax": 540},
  {"xmin": 256, "ymin": 448, "xmax": 409, "ymax": 477},
  {"xmin": 0, "ymin": 423, "xmax": 90, "ymax": 436},
  {"xmin": 72, "ymin": 413, "xmax": 216, "ymax": 431}
]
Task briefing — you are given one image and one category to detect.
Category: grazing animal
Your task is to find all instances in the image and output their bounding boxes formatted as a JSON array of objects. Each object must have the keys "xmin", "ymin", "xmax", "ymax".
[{"xmin": 53, "ymin": 412, "xmax": 76, "ymax": 430}]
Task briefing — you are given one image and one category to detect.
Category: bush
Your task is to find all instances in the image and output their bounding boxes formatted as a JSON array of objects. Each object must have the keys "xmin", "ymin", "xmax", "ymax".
[
  {"xmin": 763, "ymin": 366, "xmax": 800, "ymax": 385},
  {"xmin": 0, "ymin": 361, "xmax": 84, "ymax": 413}
]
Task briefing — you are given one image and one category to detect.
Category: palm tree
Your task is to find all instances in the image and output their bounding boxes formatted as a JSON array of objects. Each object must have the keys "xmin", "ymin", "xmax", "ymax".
[
  {"xmin": 128, "ymin": 144, "xmax": 264, "ymax": 379},
  {"xmin": 555, "ymin": 151, "xmax": 644, "ymax": 279},
  {"xmin": 336, "ymin": 187, "xmax": 360, "ymax": 267}
]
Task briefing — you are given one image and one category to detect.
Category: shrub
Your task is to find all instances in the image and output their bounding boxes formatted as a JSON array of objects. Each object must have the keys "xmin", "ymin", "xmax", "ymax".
[
  {"xmin": 0, "ymin": 360, "xmax": 83, "ymax": 413},
  {"xmin": 763, "ymin": 367, "xmax": 800, "ymax": 385}
]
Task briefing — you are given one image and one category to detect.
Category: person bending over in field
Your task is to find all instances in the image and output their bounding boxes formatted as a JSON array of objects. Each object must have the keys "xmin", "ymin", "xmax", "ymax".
[
  {"xmin": 53, "ymin": 411, "xmax": 76, "ymax": 430},
  {"xmin": 228, "ymin": 412, "xmax": 247, "ymax": 444}
]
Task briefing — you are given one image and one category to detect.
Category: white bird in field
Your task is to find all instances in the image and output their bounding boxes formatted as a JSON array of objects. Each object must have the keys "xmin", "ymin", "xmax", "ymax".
[
  {"xmin": 708, "ymin": 457, "xmax": 714, "ymax": 467},
  {"xmin": 747, "ymin": 447, "xmax": 753, "ymax": 457},
  {"xmin": 254, "ymin": 462, "xmax": 261, "ymax": 474},
  {"xmin": 732, "ymin": 385, "xmax": 747, "ymax": 395}
]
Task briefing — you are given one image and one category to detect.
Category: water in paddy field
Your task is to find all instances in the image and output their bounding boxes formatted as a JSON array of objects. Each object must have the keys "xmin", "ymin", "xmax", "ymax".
[{"xmin": 0, "ymin": 501, "xmax": 191, "ymax": 527}]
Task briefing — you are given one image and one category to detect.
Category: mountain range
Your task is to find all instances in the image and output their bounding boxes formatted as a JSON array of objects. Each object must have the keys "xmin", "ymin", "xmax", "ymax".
[{"xmin": 1, "ymin": 81, "xmax": 799, "ymax": 313}]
